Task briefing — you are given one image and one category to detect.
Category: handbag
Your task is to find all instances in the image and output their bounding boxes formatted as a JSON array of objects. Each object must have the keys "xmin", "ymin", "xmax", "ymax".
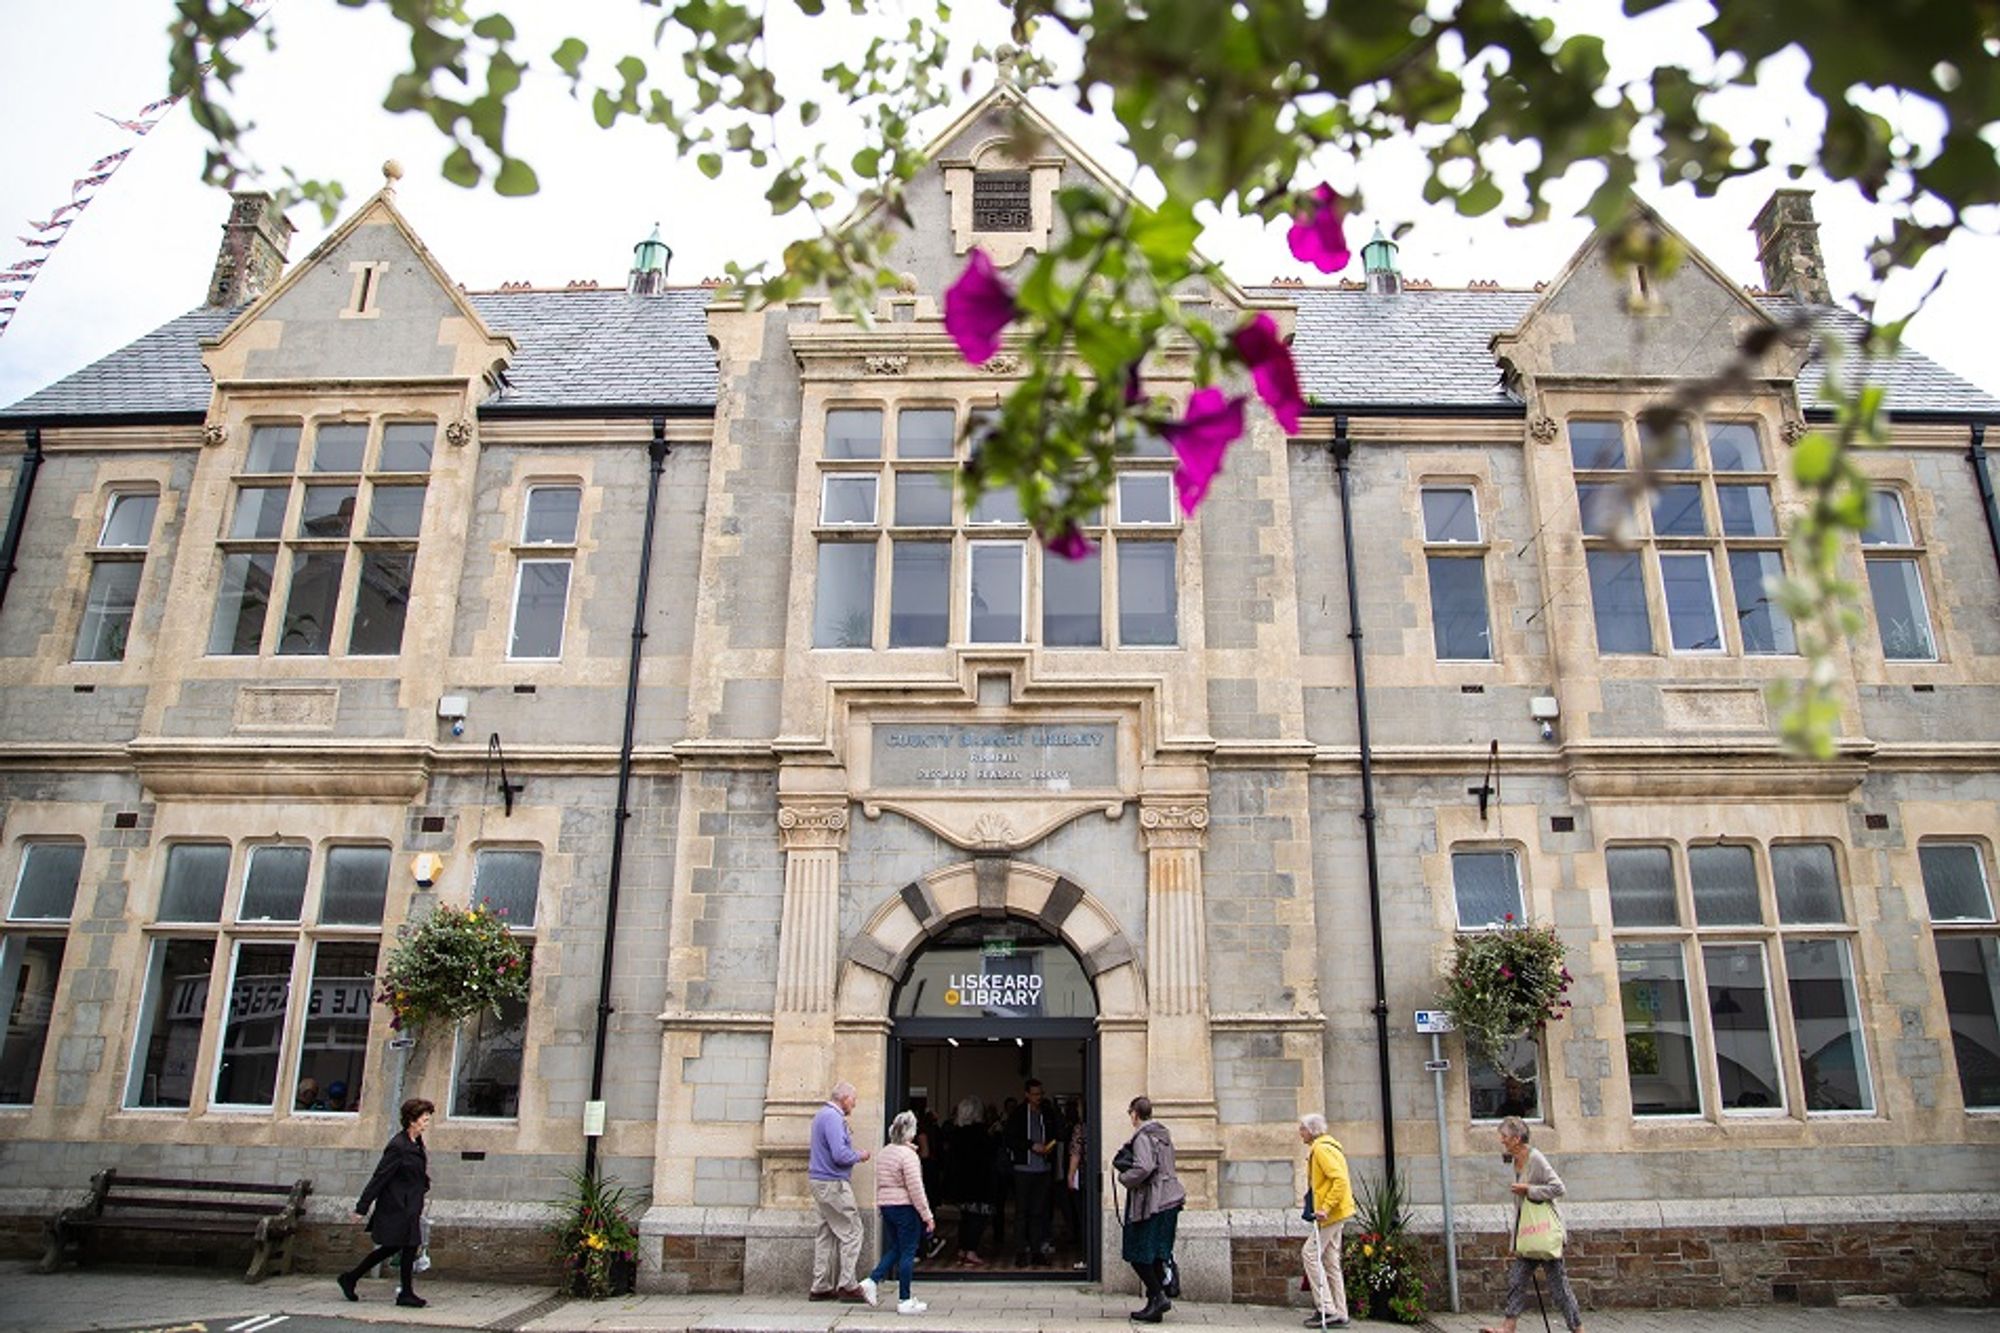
[
  {"xmin": 1112, "ymin": 1140, "xmax": 1137, "ymax": 1174},
  {"xmin": 1513, "ymin": 1197, "xmax": 1564, "ymax": 1260},
  {"xmin": 1301, "ymin": 1186, "xmax": 1316, "ymax": 1222}
]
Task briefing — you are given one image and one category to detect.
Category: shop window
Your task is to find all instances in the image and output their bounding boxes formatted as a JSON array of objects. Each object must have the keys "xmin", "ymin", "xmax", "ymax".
[
  {"xmin": 0, "ymin": 842, "xmax": 83, "ymax": 1106},
  {"xmin": 1616, "ymin": 940, "xmax": 1704, "ymax": 1116},
  {"xmin": 127, "ymin": 937, "xmax": 218, "ymax": 1108},
  {"xmin": 1921, "ymin": 841, "xmax": 2000, "ymax": 1110},
  {"xmin": 1861, "ymin": 490, "xmax": 1937, "ymax": 661},
  {"xmin": 1450, "ymin": 849, "xmax": 1523, "ymax": 930},
  {"xmin": 211, "ymin": 419, "xmax": 428, "ymax": 657},
  {"xmin": 74, "ymin": 491, "xmax": 157, "ymax": 662},
  {"xmin": 212, "ymin": 941, "xmax": 297, "ymax": 1108}
]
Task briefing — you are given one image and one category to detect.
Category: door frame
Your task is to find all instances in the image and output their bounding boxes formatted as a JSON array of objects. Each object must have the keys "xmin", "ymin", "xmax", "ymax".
[{"xmin": 886, "ymin": 1016, "xmax": 1100, "ymax": 1282}]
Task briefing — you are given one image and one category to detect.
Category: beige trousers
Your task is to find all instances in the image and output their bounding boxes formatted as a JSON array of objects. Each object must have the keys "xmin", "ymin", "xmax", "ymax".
[
  {"xmin": 1303, "ymin": 1219, "xmax": 1348, "ymax": 1320},
  {"xmin": 810, "ymin": 1179, "xmax": 863, "ymax": 1292}
]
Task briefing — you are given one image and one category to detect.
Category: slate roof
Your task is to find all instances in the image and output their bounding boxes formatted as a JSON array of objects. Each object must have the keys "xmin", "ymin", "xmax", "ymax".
[
  {"xmin": 0, "ymin": 287, "xmax": 719, "ymax": 422},
  {"xmin": 1256, "ymin": 285, "xmax": 2000, "ymax": 417},
  {"xmin": 6, "ymin": 281, "xmax": 1992, "ymax": 423}
]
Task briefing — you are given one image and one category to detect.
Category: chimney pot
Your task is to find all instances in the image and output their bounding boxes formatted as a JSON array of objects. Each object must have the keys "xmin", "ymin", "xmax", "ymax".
[
  {"xmin": 206, "ymin": 191, "xmax": 295, "ymax": 308},
  {"xmin": 1752, "ymin": 189, "xmax": 1831, "ymax": 305}
]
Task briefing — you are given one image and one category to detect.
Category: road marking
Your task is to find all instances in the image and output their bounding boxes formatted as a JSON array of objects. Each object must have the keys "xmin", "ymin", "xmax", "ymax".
[{"xmin": 225, "ymin": 1318, "xmax": 288, "ymax": 1333}]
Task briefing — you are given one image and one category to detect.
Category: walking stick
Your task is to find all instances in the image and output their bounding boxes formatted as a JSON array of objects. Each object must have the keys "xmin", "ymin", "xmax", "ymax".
[
  {"xmin": 1310, "ymin": 1214, "xmax": 1329, "ymax": 1331},
  {"xmin": 1529, "ymin": 1266, "xmax": 1553, "ymax": 1333}
]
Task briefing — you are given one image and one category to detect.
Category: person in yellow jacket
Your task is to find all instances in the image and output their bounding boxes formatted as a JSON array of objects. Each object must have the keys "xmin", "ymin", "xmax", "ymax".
[{"xmin": 1298, "ymin": 1114, "xmax": 1355, "ymax": 1328}]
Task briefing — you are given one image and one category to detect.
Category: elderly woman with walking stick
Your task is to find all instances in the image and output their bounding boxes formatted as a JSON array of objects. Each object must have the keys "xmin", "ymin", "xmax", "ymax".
[{"xmin": 1480, "ymin": 1116, "xmax": 1586, "ymax": 1333}]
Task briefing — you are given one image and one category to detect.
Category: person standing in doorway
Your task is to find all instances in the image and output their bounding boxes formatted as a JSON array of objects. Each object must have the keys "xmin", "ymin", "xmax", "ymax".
[
  {"xmin": 948, "ymin": 1096, "xmax": 995, "ymax": 1265},
  {"xmin": 337, "ymin": 1097, "xmax": 433, "ymax": 1309},
  {"xmin": 1481, "ymin": 1117, "xmax": 1587, "ymax": 1333},
  {"xmin": 807, "ymin": 1079, "xmax": 874, "ymax": 1302},
  {"xmin": 861, "ymin": 1110, "xmax": 937, "ymax": 1313},
  {"xmin": 1005, "ymin": 1077, "xmax": 1066, "ymax": 1266},
  {"xmin": 1116, "ymin": 1095, "xmax": 1185, "ymax": 1323},
  {"xmin": 1299, "ymin": 1114, "xmax": 1355, "ymax": 1328}
]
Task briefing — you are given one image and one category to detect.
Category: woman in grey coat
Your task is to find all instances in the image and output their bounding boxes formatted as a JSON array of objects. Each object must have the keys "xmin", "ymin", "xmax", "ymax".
[
  {"xmin": 1116, "ymin": 1095, "xmax": 1186, "ymax": 1324},
  {"xmin": 1481, "ymin": 1116, "xmax": 1586, "ymax": 1333}
]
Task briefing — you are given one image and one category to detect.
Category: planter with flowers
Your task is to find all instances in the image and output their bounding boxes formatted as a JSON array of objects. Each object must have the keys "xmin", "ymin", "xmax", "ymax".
[
  {"xmin": 1341, "ymin": 1168, "xmax": 1428, "ymax": 1322},
  {"xmin": 550, "ymin": 1169, "xmax": 644, "ymax": 1298},
  {"xmin": 376, "ymin": 901, "xmax": 531, "ymax": 1033},
  {"xmin": 1437, "ymin": 915, "xmax": 1573, "ymax": 1082}
]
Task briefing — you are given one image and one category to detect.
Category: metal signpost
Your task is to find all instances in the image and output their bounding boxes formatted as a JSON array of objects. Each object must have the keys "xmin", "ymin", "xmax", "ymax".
[{"xmin": 1414, "ymin": 1010, "xmax": 1460, "ymax": 1313}]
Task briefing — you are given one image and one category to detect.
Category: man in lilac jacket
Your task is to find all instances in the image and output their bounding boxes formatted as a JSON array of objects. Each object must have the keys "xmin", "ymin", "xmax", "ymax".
[{"xmin": 808, "ymin": 1079, "xmax": 874, "ymax": 1300}]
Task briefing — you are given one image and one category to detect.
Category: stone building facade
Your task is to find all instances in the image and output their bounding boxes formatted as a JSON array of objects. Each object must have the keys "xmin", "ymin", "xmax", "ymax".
[{"xmin": 0, "ymin": 88, "xmax": 1995, "ymax": 1307}]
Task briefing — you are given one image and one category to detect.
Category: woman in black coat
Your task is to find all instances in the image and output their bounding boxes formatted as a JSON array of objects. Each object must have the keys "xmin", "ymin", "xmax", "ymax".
[{"xmin": 337, "ymin": 1097, "xmax": 434, "ymax": 1308}]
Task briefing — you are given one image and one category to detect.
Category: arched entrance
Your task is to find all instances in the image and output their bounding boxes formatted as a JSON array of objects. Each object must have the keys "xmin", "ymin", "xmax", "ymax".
[{"xmin": 837, "ymin": 860, "xmax": 1145, "ymax": 1283}]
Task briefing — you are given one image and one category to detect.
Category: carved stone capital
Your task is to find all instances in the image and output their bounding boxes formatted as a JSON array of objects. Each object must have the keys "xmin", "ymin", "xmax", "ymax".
[
  {"xmin": 862, "ymin": 355, "xmax": 908, "ymax": 376},
  {"xmin": 445, "ymin": 417, "xmax": 474, "ymax": 447},
  {"xmin": 778, "ymin": 801, "xmax": 850, "ymax": 851},
  {"xmin": 1528, "ymin": 415, "xmax": 1559, "ymax": 443},
  {"xmin": 983, "ymin": 354, "xmax": 1021, "ymax": 375},
  {"xmin": 202, "ymin": 421, "xmax": 228, "ymax": 448},
  {"xmin": 1781, "ymin": 417, "xmax": 1809, "ymax": 444},
  {"xmin": 1140, "ymin": 797, "xmax": 1209, "ymax": 849}
]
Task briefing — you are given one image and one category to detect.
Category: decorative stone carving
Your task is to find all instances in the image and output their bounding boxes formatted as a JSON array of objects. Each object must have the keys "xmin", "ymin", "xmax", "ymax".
[
  {"xmin": 983, "ymin": 354, "xmax": 1021, "ymax": 375},
  {"xmin": 1140, "ymin": 798, "xmax": 1210, "ymax": 849},
  {"xmin": 969, "ymin": 811, "xmax": 1016, "ymax": 848},
  {"xmin": 1528, "ymin": 415, "xmax": 1559, "ymax": 443},
  {"xmin": 1782, "ymin": 418, "xmax": 1809, "ymax": 444},
  {"xmin": 234, "ymin": 686, "xmax": 338, "ymax": 732},
  {"xmin": 777, "ymin": 801, "xmax": 849, "ymax": 850},
  {"xmin": 445, "ymin": 417, "xmax": 474, "ymax": 447},
  {"xmin": 202, "ymin": 421, "xmax": 228, "ymax": 448},
  {"xmin": 863, "ymin": 355, "xmax": 908, "ymax": 376}
]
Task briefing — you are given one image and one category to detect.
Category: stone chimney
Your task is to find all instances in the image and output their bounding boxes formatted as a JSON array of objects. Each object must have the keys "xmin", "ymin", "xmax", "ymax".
[
  {"xmin": 1751, "ymin": 189, "xmax": 1831, "ymax": 305},
  {"xmin": 206, "ymin": 191, "xmax": 295, "ymax": 308}
]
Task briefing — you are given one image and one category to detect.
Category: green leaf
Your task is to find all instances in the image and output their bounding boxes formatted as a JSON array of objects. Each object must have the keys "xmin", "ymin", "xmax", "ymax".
[
  {"xmin": 551, "ymin": 37, "xmax": 588, "ymax": 78},
  {"xmin": 1791, "ymin": 431, "xmax": 1836, "ymax": 485},
  {"xmin": 697, "ymin": 152, "xmax": 723, "ymax": 179},
  {"xmin": 1456, "ymin": 176, "xmax": 1504, "ymax": 217},
  {"xmin": 441, "ymin": 144, "xmax": 481, "ymax": 188},
  {"xmin": 471, "ymin": 14, "xmax": 515, "ymax": 42},
  {"xmin": 851, "ymin": 146, "xmax": 881, "ymax": 177},
  {"xmin": 1130, "ymin": 199, "xmax": 1202, "ymax": 265},
  {"xmin": 494, "ymin": 157, "xmax": 538, "ymax": 196}
]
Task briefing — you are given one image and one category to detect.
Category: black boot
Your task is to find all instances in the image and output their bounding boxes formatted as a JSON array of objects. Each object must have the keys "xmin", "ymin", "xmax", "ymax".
[{"xmin": 1129, "ymin": 1294, "xmax": 1169, "ymax": 1323}]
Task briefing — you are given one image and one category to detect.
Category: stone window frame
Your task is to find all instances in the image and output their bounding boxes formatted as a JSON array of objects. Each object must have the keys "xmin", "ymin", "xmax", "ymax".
[
  {"xmin": 1917, "ymin": 837, "xmax": 2000, "ymax": 1113},
  {"xmin": 71, "ymin": 487, "xmax": 160, "ymax": 664},
  {"xmin": 210, "ymin": 415, "xmax": 433, "ymax": 660},
  {"xmin": 1570, "ymin": 414, "xmax": 1793, "ymax": 659},
  {"xmin": 124, "ymin": 837, "xmax": 390, "ymax": 1118},
  {"xmin": 1605, "ymin": 837, "xmax": 1874, "ymax": 1125},
  {"xmin": 808, "ymin": 398, "xmax": 1181, "ymax": 651},
  {"xmin": 1859, "ymin": 485, "xmax": 1940, "ymax": 663},
  {"xmin": 1446, "ymin": 843, "xmax": 1547, "ymax": 1122},
  {"xmin": 506, "ymin": 480, "xmax": 585, "ymax": 662},
  {"xmin": 1419, "ymin": 481, "xmax": 1494, "ymax": 663},
  {"xmin": 447, "ymin": 843, "xmax": 541, "ymax": 1123},
  {"xmin": 0, "ymin": 837, "xmax": 85, "ymax": 1108}
]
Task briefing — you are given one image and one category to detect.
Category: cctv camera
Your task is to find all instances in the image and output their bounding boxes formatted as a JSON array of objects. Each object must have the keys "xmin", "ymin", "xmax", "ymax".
[
  {"xmin": 451, "ymin": 718, "xmax": 466, "ymax": 737},
  {"xmin": 1538, "ymin": 720, "xmax": 1555, "ymax": 742}
]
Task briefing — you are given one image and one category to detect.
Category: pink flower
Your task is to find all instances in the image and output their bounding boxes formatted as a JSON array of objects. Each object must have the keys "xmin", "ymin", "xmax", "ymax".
[
  {"xmin": 1044, "ymin": 522, "xmax": 1097, "ymax": 561},
  {"xmin": 1232, "ymin": 313, "xmax": 1305, "ymax": 433},
  {"xmin": 1162, "ymin": 388, "xmax": 1246, "ymax": 515},
  {"xmin": 1503, "ymin": 912, "xmax": 1514, "ymax": 922},
  {"xmin": 1287, "ymin": 183, "xmax": 1352, "ymax": 274},
  {"xmin": 1500, "ymin": 965, "xmax": 1514, "ymax": 980},
  {"xmin": 944, "ymin": 247, "xmax": 1016, "ymax": 365}
]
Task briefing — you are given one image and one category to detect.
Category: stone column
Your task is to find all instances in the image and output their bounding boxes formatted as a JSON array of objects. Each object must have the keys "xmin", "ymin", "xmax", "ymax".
[
  {"xmin": 1138, "ymin": 794, "xmax": 1221, "ymax": 1206},
  {"xmin": 758, "ymin": 797, "xmax": 849, "ymax": 1207}
]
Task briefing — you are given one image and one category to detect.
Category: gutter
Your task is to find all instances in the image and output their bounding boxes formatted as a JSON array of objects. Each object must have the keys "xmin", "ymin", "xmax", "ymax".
[
  {"xmin": 477, "ymin": 401, "xmax": 715, "ymax": 421},
  {"xmin": 583, "ymin": 416, "xmax": 672, "ymax": 1183},
  {"xmin": 1329, "ymin": 414, "xmax": 1398, "ymax": 1184},
  {"xmin": 0, "ymin": 427, "xmax": 47, "ymax": 621},
  {"xmin": 1969, "ymin": 424, "xmax": 2000, "ymax": 596}
]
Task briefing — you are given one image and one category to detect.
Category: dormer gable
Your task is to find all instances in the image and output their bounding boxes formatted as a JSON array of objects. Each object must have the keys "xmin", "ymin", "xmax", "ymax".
[
  {"xmin": 1491, "ymin": 198, "xmax": 1808, "ymax": 394},
  {"xmin": 201, "ymin": 173, "xmax": 515, "ymax": 387}
]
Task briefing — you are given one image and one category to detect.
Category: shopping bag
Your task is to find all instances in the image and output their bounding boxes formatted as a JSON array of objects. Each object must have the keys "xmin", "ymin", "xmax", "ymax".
[
  {"xmin": 1513, "ymin": 1198, "xmax": 1563, "ymax": 1260},
  {"xmin": 414, "ymin": 1213, "xmax": 433, "ymax": 1273}
]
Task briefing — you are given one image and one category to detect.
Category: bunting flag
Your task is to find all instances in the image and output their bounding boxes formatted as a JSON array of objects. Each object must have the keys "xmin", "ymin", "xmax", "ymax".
[
  {"xmin": 17, "ymin": 236, "xmax": 64, "ymax": 249},
  {"xmin": 138, "ymin": 95, "xmax": 180, "ymax": 115},
  {"xmin": 71, "ymin": 170, "xmax": 116, "ymax": 194},
  {"xmin": 2, "ymin": 257, "xmax": 47, "ymax": 274},
  {"xmin": 88, "ymin": 149, "xmax": 133, "ymax": 173},
  {"xmin": 95, "ymin": 113, "xmax": 162, "ymax": 135}
]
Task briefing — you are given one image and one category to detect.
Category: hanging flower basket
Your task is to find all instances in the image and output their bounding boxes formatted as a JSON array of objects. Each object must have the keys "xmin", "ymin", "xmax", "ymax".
[
  {"xmin": 1436, "ymin": 917, "xmax": 1572, "ymax": 1073},
  {"xmin": 376, "ymin": 902, "xmax": 531, "ymax": 1033}
]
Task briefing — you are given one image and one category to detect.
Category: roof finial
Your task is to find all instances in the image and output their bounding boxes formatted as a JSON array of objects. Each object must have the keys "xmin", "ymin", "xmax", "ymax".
[{"xmin": 382, "ymin": 160, "xmax": 404, "ymax": 192}]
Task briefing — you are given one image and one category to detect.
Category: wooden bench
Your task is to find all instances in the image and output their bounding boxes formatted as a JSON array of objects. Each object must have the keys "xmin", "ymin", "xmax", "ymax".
[{"xmin": 39, "ymin": 1169, "xmax": 311, "ymax": 1282}]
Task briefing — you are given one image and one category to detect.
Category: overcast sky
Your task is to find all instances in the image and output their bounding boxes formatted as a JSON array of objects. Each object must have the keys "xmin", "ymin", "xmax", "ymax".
[{"xmin": 2, "ymin": 0, "xmax": 1995, "ymax": 409}]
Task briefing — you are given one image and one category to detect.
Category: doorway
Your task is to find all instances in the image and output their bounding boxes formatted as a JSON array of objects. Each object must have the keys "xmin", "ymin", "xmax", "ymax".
[{"xmin": 885, "ymin": 918, "xmax": 1099, "ymax": 1281}]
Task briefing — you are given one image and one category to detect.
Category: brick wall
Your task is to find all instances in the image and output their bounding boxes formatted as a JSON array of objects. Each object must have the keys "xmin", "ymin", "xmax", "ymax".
[
  {"xmin": 658, "ymin": 1234, "xmax": 747, "ymax": 1293},
  {"xmin": 1231, "ymin": 1220, "xmax": 2000, "ymax": 1310}
]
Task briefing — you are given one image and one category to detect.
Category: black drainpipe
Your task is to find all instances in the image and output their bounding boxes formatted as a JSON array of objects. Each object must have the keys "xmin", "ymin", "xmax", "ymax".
[
  {"xmin": 1330, "ymin": 416, "xmax": 1397, "ymax": 1185},
  {"xmin": 583, "ymin": 416, "xmax": 672, "ymax": 1183},
  {"xmin": 1968, "ymin": 424, "xmax": 2000, "ymax": 592},
  {"xmin": 0, "ymin": 427, "xmax": 47, "ymax": 620}
]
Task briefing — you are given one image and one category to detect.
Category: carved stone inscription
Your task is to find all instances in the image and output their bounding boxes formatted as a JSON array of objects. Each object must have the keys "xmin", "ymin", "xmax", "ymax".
[
  {"xmin": 234, "ymin": 686, "xmax": 339, "ymax": 732},
  {"xmin": 872, "ymin": 723, "xmax": 1116, "ymax": 792},
  {"xmin": 972, "ymin": 172, "xmax": 1032, "ymax": 231}
]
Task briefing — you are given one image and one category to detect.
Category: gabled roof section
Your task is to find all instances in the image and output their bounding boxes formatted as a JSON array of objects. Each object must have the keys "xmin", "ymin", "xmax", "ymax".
[
  {"xmin": 1252, "ymin": 286, "xmax": 1533, "ymax": 410},
  {"xmin": 1492, "ymin": 197, "xmax": 1805, "ymax": 389}
]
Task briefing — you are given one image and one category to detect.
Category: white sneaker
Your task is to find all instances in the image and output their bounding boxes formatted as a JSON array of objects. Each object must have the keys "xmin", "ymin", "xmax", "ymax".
[
  {"xmin": 859, "ymin": 1278, "xmax": 879, "ymax": 1306},
  {"xmin": 897, "ymin": 1298, "xmax": 928, "ymax": 1315}
]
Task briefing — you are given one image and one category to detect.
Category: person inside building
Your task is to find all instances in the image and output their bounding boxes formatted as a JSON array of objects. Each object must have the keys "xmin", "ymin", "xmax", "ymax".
[
  {"xmin": 948, "ymin": 1096, "xmax": 995, "ymax": 1265},
  {"xmin": 1116, "ymin": 1095, "xmax": 1185, "ymax": 1323},
  {"xmin": 1299, "ymin": 1113, "xmax": 1355, "ymax": 1328},
  {"xmin": 1004, "ymin": 1077, "xmax": 1067, "ymax": 1266}
]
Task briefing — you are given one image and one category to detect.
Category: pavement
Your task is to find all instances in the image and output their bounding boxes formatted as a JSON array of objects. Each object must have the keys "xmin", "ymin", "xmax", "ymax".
[{"xmin": 0, "ymin": 1264, "xmax": 1992, "ymax": 1333}]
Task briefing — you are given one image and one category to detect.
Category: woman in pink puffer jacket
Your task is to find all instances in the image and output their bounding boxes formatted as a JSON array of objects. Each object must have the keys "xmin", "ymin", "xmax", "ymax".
[{"xmin": 860, "ymin": 1110, "xmax": 936, "ymax": 1314}]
